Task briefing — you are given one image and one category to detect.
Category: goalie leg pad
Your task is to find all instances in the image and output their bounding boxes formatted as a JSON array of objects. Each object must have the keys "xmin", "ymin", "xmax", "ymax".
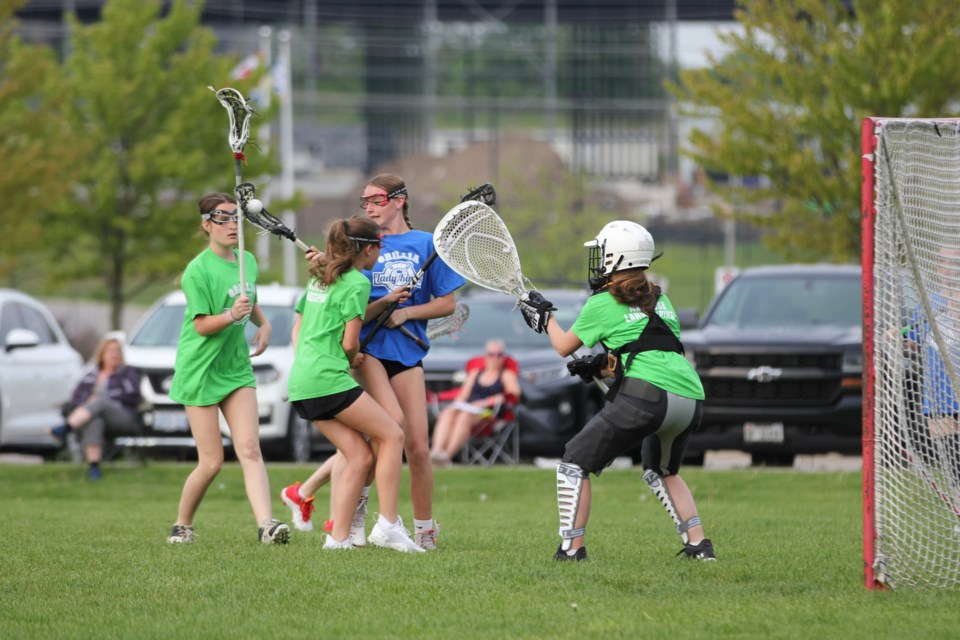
[
  {"xmin": 642, "ymin": 469, "xmax": 690, "ymax": 544},
  {"xmin": 557, "ymin": 462, "xmax": 588, "ymax": 551}
]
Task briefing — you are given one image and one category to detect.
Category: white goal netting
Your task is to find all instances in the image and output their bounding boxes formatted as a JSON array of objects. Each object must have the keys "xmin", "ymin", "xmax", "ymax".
[{"xmin": 868, "ymin": 118, "xmax": 960, "ymax": 590}]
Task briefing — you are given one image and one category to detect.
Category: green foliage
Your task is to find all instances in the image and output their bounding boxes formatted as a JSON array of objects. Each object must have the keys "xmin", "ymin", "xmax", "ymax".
[
  {"xmin": 669, "ymin": 0, "xmax": 960, "ymax": 262},
  {"xmin": 38, "ymin": 0, "xmax": 276, "ymax": 328},
  {"xmin": 0, "ymin": 0, "xmax": 84, "ymax": 279},
  {"xmin": 499, "ymin": 167, "xmax": 617, "ymax": 286},
  {"xmin": 2, "ymin": 464, "xmax": 960, "ymax": 638}
]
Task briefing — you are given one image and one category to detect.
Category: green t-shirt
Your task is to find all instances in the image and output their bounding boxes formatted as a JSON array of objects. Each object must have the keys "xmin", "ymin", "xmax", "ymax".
[
  {"xmin": 169, "ymin": 248, "xmax": 259, "ymax": 406},
  {"xmin": 571, "ymin": 291, "xmax": 705, "ymax": 400},
  {"xmin": 288, "ymin": 269, "xmax": 370, "ymax": 402}
]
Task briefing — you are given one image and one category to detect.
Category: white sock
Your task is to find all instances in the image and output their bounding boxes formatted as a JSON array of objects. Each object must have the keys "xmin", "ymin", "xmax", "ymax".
[
  {"xmin": 378, "ymin": 514, "xmax": 397, "ymax": 528},
  {"xmin": 297, "ymin": 485, "xmax": 309, "ymax": 500},
  {"xmin": 414, "ymin": 518, "xmax": 433, "ymax": 533}
]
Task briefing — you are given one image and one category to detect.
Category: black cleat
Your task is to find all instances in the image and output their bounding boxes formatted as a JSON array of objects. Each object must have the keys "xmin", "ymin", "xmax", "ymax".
[
  {"xmin": 554, "ymin": 545, "xmax": 589, "ymax": 561},
  {"xmin": 676, "ymin": 538, "xmax": 716, "ymax": 561}
]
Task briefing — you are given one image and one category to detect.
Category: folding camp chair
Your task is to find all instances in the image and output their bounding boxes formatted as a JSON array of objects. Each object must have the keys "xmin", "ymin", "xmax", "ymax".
[{"xmin": 426, "ymin": 355, "xmax": 521, "ymax": 466}]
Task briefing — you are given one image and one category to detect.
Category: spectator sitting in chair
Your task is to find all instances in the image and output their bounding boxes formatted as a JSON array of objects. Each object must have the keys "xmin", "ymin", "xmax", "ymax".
[
  {"xmin": 51, "ymin": 336, "xmax": 142, "ymax": 480},
  {"xmin": 429, "ymin": 339, "xmax": 521, "ymax": 466}
]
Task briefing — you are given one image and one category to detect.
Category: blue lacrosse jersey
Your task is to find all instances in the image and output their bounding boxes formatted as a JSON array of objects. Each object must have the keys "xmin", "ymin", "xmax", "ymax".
[
  {"xmin": 904, "ymin": 293, "xmax": 960, "ymax": 416},
  {"xmin": 360, "ymin": 229, "xmax": 465, "ymax": 366}
]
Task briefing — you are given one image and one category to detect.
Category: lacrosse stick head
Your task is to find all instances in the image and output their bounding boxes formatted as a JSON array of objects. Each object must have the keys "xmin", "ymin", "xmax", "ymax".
[
  {"xmin": 235, "ymin": 182, "xmax": 297, "ymax": 243},
  {"xmin": 426, "ymin": 302, "xmax": 470, "ymax": 340},
  {"xmin": 460, "ymin": 183, "xmax": 497, "ymax": 206},
  {"xmin": 433, "ymin": 200, "xmax": 531, "ymax": 299},
  {"xmin": 210, "ymin": 86, "xmax": 254, "ymax": 154}
]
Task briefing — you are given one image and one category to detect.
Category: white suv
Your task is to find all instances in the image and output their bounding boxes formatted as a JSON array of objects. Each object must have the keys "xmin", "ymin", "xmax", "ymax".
[
  {"xmin": 124, "ymin": 284, "xmax": 330, "ymax": 462},
  {"xmin": 0, "ymin": 289, "xmax": 84, "ymax": 452}
]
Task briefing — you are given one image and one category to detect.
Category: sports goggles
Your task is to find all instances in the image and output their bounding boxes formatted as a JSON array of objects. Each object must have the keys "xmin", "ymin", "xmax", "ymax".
[
  {"xmin": 359, "ymin": 187, "xmax": 408, "ymax": 208},
  {"xmin": 202, "ymin": 209, "xmax": 239, "ymax": 225}
]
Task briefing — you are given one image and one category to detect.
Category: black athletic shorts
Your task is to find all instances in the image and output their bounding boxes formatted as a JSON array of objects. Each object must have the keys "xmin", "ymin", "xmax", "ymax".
[
  {"xmin": 562, "ymin": 377, "xmax": 701, "ymax": 477},
  {"xmin": 292, "ymin": 387, "xmax": 364, "ymax": 422},
  {"xmin": 374, "ymin": 356, "xmax": 423, "ymax": 379}
]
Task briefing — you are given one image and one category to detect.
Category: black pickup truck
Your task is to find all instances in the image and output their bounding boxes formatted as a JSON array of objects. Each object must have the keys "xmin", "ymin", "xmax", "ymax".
[{"xmin": 681, "ymin": 264, "xmax": 863, "ymax": 464}]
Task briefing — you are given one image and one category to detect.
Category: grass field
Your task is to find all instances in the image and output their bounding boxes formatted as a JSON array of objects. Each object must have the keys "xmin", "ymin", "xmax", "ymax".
[{"xmin": 2, "ymin": 463, "xmax": 957, "ymax": 639}]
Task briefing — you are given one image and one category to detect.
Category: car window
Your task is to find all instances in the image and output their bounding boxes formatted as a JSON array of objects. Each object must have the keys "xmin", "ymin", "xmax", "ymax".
[
  {"xmin": 0, "ymin": 302, "xmax": 19, "ymax": 345},
  {"xmin": 708, "ymin": 275, "xmax": 861, "ymax": 329},
  {"xmin": 253, "ymin": 305, "xmax": 294, "ymax": 347},
  {"xmin": 130, "ymin": 303, "xmax": 295, "ymax": 348},
  {"xmin": 431, "ymin": 294, "xmax": 586, "ymax": 350},
  {"xmin": 17, "ymin": 303, "xmax": 57, "ymax": 344}
]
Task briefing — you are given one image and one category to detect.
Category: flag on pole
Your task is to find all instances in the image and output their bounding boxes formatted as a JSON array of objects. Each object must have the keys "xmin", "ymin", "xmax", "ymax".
[{"xmin": 230, "ymin": 52, "xmax": 262, "ymax": 80}]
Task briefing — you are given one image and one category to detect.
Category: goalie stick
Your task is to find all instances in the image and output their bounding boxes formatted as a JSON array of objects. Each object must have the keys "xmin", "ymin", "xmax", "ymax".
[
  {"xmin": 210, "ymin": 86, "xmax": 254, "ymax": 297},
  {"xmin": 432, "ymin": 198, "xmax": 609, "ymax": 392},
  {"xmin": 359, "ymin": 183, "xmax": 496, "ymax": 352},
  {"xmin": 426, "ymin": 302, "xmax": 469, "ymax": 340}
]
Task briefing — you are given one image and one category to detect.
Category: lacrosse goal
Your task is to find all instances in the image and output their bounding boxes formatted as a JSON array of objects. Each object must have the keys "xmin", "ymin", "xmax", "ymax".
[{"xmin": 862, "ymin": 117, "xmax": 960, "ymax": 590}]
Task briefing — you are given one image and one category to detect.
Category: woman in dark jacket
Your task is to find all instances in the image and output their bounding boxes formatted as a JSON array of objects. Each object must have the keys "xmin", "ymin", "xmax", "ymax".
[{"xmin": 52, "ymin": 336, "xmax": 142, "ymax": 480}]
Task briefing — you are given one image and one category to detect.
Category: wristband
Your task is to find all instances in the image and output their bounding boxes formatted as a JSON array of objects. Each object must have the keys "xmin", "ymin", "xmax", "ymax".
[{"xmin": 226, "ymin": 308, "xmax": 238, "ymax": 322}]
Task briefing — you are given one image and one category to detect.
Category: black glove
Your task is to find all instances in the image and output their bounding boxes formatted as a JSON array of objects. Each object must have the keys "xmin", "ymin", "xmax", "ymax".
[
  {"xmin": 566, "ymin": 354, "xmax": 608, "ymax": 383},
  {"xmin": 518, "ymin": 291, "xmax": 556, "ymax": 334}
]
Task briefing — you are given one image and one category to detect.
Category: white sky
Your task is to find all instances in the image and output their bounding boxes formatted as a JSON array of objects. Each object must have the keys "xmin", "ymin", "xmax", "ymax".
[{"xmin": 660, "ymin": 21, "xmax": 745, "ymax": 68}]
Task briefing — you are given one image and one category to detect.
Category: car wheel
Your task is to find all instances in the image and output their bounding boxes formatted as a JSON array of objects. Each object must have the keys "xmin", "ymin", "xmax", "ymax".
[{"xmin": 287, "ymin": 412, "xmax": 312, "ymax": 463}]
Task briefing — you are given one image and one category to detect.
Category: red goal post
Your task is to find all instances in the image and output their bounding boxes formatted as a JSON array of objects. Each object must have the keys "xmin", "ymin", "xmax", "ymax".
[{"xmin": 862, "ymin": 117, "xmax": 960, "ymax": 591}]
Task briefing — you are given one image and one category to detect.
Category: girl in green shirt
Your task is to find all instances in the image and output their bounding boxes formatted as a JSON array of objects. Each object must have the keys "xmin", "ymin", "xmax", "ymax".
[
  {"xmin": 288, "ymin": 216, "xmax": 422, "ymax": 552},
  {"xmin": 518, "ymin": 220, "xmax": 714, "ymax": 562},
  {"xmin": 167, "ymin": 192, "xmax": 289, "ymax": 545}
]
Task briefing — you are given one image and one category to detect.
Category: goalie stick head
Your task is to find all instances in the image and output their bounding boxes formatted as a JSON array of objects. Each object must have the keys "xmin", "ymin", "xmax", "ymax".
[{"xmin": 433, "ymin": 200, "xmax": 531, "ymax": 300}]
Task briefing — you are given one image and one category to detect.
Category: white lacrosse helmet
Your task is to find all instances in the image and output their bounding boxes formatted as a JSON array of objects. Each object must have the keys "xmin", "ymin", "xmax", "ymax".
[{"xmin": 585, "ymin": 221, "xmax": 655, "ymax": 290}]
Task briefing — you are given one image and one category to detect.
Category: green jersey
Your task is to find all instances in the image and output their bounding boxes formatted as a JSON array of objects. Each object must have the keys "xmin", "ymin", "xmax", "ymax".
[
  {"xmin": 169, "ymin": 248, "xmax": 259, "ymax": 406},
  {"xmin": 572, "ymin": 291, "xmax": 704, "ymax": 400},
  {"xmin": 288, "ymin": 269, "xmax": 370, "ymax": 402}
]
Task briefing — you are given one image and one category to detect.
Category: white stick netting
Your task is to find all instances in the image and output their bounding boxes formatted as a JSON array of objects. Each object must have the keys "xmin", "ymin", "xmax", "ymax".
[
  {"xmin": 872, "ymin": 119, "xmax": 960, "ymax": 589},
  {"xmin": 433, "ymin": 201, "xmax": 532, "ymax": 299},
  {"xmin": 426, "ymin": 302, "xmax": 470, "ymax": 340}
]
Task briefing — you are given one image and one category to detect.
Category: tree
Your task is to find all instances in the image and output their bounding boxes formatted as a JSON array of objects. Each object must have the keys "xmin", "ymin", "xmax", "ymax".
[
  {"xmin": 0, "ymin": 0, "xmax": 85, "ymax": 280},
  {"xmin": 45, "ymin": 0, "xmax": 274, "ymax": 328},
  {"xmin": 670, "ymin": 0, "xmax": 960, "ymax": 261}
]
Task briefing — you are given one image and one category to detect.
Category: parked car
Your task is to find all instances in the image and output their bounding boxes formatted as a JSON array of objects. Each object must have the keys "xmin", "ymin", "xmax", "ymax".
[
  {"xmin": 0, "ymin": 289, "xmax": 84, "ymax": 453},
  {"xmin": 424, "ymin": 287, "xmax": 606, "ymax": 458},
  {"xmin": 682, "ymin": 264, "xmax": 863, "ymax": 464},
  {"xmin": 124, "ymin": 284, "xmax": 332, "ymax": 462}
]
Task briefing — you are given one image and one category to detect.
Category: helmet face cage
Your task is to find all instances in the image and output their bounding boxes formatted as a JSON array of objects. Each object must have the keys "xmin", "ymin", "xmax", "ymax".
[{"xmin": 587, "ymin": 243, "xmax": 608, "ymax": 292}]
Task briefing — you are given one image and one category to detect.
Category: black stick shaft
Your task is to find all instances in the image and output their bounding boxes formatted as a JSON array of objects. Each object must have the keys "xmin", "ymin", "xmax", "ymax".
[{"xmin": 360, "ymin": 251, "xmax": 439, "ymax": 351}]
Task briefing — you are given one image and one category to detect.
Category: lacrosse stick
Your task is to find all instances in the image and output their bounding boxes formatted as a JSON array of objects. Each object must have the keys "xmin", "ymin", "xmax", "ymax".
[
  {"xmin": 235, "ymin": 182, "xmax": 310, "ymax": 252},
  {"xmin": 426, "ymin": 302, "xmax": 470, "ymax": 340},
  {"xmin": 360, "ymin": 183, "xmax": 497, "ymax": 352},
  {"xmin": 210, "ymin": 86, "xmax": 254, "ymax": 296},
  {"xmin": 433, "ymin": 199, "xmax": 609, "ymax": 393}
]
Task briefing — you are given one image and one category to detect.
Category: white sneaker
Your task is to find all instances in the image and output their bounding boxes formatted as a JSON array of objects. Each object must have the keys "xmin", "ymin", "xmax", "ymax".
[
  {"xmin": 323, "ymin": 534, "xmax": 354, "ymax": 550},
  {"xmin": 368, "ymin": 516, "xmax": 425, "ymax": 553},
  {"xmin": 350, "ymin": 495, "xmax": 368, "ymax": 547}
]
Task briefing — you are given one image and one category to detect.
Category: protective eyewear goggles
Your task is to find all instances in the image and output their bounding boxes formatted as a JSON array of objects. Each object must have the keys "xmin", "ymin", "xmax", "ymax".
[
  {"xmin": 202, "ymin": 209, "xmax": 240, "ymax": 225},
  {"xmin": 486, "ymin": 351, "xmax": 505, "ymax": 358},
  {"xmin": 347, "ymin": 233, "xmax": 385, "ymax": 249},
  {"xmin": 359, "ymin": 186, "xmax": 408, "ymax": 209}
]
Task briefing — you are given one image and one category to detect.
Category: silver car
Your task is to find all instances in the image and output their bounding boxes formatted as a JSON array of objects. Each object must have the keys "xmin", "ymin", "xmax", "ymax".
[{"xmin": 0, "ymin": 289, "xmax": 84, "ymax": 453}]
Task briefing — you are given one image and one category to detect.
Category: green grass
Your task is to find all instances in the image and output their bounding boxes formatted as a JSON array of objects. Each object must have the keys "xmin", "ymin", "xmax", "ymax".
[{"xmin": 1, "ymin": 464, "xmax": 958, "ymax": 639}]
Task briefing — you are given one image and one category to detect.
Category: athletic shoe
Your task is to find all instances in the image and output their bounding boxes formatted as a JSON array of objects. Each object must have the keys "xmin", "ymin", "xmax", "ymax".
[
  {"xmin": 430, "ymin": 451, "xmax": 451, "ymax": 467},
  {"xmin": 677, "ymin": 538, "xmax": 716, "ymax": 561},
  {"xmin": 554, "ymin": 545, "xmax": 588, "ymax": 561},
  {"xmin": 87, "ymin": 466, "xmax": 102, "ymax": 481},
  {"xmin": 280, "ymin": 482, "xmax": 315, "ymax": 532},
  {"xmin": 368, "ymin": 516, "xmax": 425, "ymax": 553},
  {"xmin": 50, "ymin": 424, "xmax": 69, "ymax": 447},
  {"xmin": 323, "ymin": 519, "xmax": 334, "ymax": 533},
  {"xmin": 322, "ymin": 534, "xmax": 354, "ymax": 550},
  {"xmin": 350, "ymin": 496, "xmax": 368, "ymax": 547},
  {"xmin": 258, "ymin": 519, "xmax": 291, "ymax": 545},
  {"xmin": 167, "ymin": 524, "xmax": 195, "ymax": 544},
  {"xmin": 414, "ymin": 522, "xmax": 440, "ymax": 551}
]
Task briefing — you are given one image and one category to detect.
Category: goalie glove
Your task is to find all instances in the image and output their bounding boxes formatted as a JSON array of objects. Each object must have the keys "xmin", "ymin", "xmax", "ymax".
[
  {"xmin": 518, "ymin": 291, "xmax": 556, "ymax": 334},
  {"xmin": 566, "ymin": 353, "xmax": 609, "ymax": 383}
]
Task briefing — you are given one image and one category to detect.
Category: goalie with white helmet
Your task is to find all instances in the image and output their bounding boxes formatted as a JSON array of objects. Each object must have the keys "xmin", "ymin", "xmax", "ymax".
[{"xmin": 519, "ymin": 220, "xmax": 715, "ymax": 562}]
